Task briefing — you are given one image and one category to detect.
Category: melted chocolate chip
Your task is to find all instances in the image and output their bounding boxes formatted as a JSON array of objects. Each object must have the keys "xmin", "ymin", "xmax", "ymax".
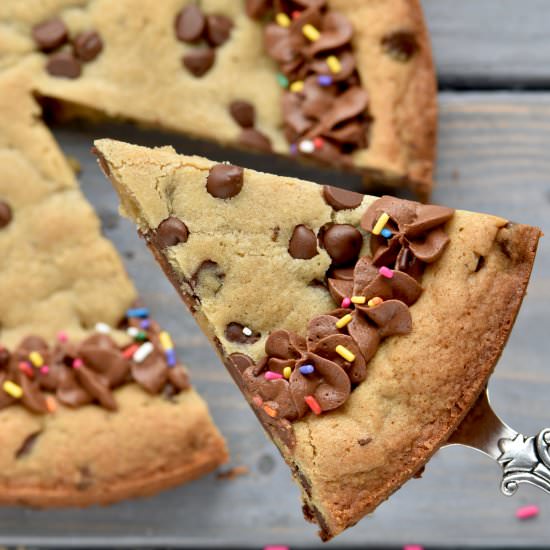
[
  {"xmin": 229, "ymin": 100, "xmax": 255, "ymax": 128},
  {"xmin": 73, "ymin": 30, "xmax": 103, "ymax": 62},
  {"xmin": 15, "ymin": 431, "xmax": 42, "ymax": 459},
  {"xmin": 357, "ymin": 436, "xmax": 372, "ymax": 446},
  {"xmin": 153, "ymin": 217, "xmax": 189, "ymax": 248},
  {"xmin": 321, "ymin": 224, "xmax": 363, "ymax": 265},
  {"xmin": 175, "ymin": 4, "xmax": 206, "ymax": 43},
  {"xmin": 0, "ymin": 200, "xmax": 12, "ymax": 229},
  {"xmin": 205, "ymin": 15, "xmax": 233, "ymax": 47},
  {"xmin": 288, "ymin": 225, "xmax": 318, "ymax": 259},
  {"xmin": 206, "ymin": 163, "xmax": 244, "ymax": 199},
  {"xmin": 32, "ymin": 18, "xmax": 68, "ymax": 51},
  {"xmin": 46, "ymin": 51, "xmax": 82, "ymax": 79},
  {"xmin": 183, "ymin": 48, "xmax": 215, "ymax": 77},
  {"xmin": 237, "ymin": 128, "xmax": 273, "ymax": 152},
  {"xmin": 382, "ymin": 31, "xmax": 419, "ymax": 62},
  {"xmin": 323, "ymin": 185, "xmax": 363, "ymax": 211},
  {"xmin": 225, "ymin": 323, "xmax": 261, "ymax": 344},
  {"xmin": 245, "ymin": 0, "xmax": 271, "ymax": 19}
]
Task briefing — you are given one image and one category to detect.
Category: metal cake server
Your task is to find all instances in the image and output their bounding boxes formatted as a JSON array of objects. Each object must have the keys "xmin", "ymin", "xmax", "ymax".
[{"xmin": 446, "ymin": 389, "xmax": 550, "ymax": 496}]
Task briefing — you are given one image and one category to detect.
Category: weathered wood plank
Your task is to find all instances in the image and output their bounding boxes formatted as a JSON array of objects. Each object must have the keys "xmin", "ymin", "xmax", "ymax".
[
  {"xmin": 423, "ymin": 0, "xmax": 550, "ymax": 87},
  {"xmin": 1, "ymin": 93, "xmax": 549, "ymax": 547}
]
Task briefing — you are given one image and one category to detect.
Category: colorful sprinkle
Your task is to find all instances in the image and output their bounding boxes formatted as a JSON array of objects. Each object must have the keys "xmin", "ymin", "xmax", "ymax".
[
  {"xmin": 46, "ymin": 396, "xmax": 57, "ymax": 413},
  {"xmin": 302, "ymin": 23, "xmax": 320, "ymax": 41},
  {"xmin": 381, "ymin": 227, "xmax": 393, "ymax": 239},
  {"xmin": 276, "ymin": 73, "xmax": 289, "ymax": 88},
  {"xmin": 242, "ymin": 326, "xmax": 253, "ymax": 337},
  {"xmin": 29, "ymin": 351, "xmax": 44, "ymax": 367},
  {"xmin": 335, "ymin": 344, "xmax": 355, "ymax": 362},
  {"xmin": 335, "ymin": 313, "xmax": 353, "ymax": 328},
  {"xmin": 290, "ymin": 80, "xmax": 304, "ymax": 93},
  {"xmin": 57, "ymin": 330, "xmax": 68, "ymax": 343},
  {"xmin": 126, "ymin": 307, "xmax": 149, "ymax": 318},
  {"xmin": 40, "ymin": 365, "xmax": 50, "ymax": 375},
  {"xmin": 326, "ymin": 55, "xmax": 341, "ymax": 74},
  {"xmin": 283, "ymin": 366, "xmax": 292, "ymax": 379},
  {"xmin": 341, "ymin": 297, "xmax": 352, "ymax": 308},
  {"xmin": 304, "ymin": 395, "xmax": 322, "ymax": 415},
  {"xmin": 372, "ymin": 212, "xmax": 390, "ymax": 235},
  {"xmin": 3, "ymin": 380, "xmax": 23, "ymax": 399},
  {"xmin": 159, "ymin": 331, "xmax": 174, "ymax": 350},
  {"xmin": 289, "ymin": 143, "xmax": 298, "ymax": 155},
  {"xmin": 299, "ymin": 364, "xmax": 315, "ymax": 375},
  {"xmin": 133, "ymin": 342, "xmax": 154, "ymax": 363},
  {"xmin": 127, "ymin": 326, "xmax": 139, "ymax": 337},
  {"xmin": 72, "ymin": 358, "xmax": 83, "ymax": 369},
  {"xmin": 368, "ymin": 296, "xmax": 384, "ymax": 308},
  {"xmin": 263, "ymin": 404, "xmax": 278, "ymax": 418},
  {"xmin": 252, "ymin": 395, "xmax": 263, "ymax": 407},
  {"xmin": 318, "ymin": 74, "xmax": 333, "ymax": 86},
  {"xmin": 94, "ymin": 322, "xmax": 111, "ymax": 334},
  {"xmin": 379, "ymin": 266, "xmax": 394, "ymax": 279},
  {"xmin": 351, "ymin": 295, "xmax": 366, "ymax": 304},
  {"xmin": 291, "ymin": 10, "xmax": 301, "ymax": 19},
  {"xmin": 265, "ymin": 371, "xmax": 283, "ymax": 381},
  {"xmin": 140, "ymin": 319, "xmax": 151, "ymax": 329},
  {"xmin": 275, "ymin": 12, "xmax": 291, "ymax": 27},
  {"xmin": 122, "ymin": 344, "xmax": 139, "ymax": 359},
  {"xmin": 313, "ymin": 137, "xmax": 324, "ymax": 149},
  {"xmin": 516, "ymin": 504, "xmax": 539, "ymax": 520},
  {"xmin": 298, "ymin": 139, "xmax": 315, "ymax": 154},
  {"xmin": 136, "ymin": 331, "xmax": 148, "ymax": 342},
  {"xmin": 164, "ymin": 349, "xmax": 176, "ymax": 367},
  {"xmin": 265, "ymin": 547, "xmax": 290, "ymax": 550},
  {"xmin": 403, "ymin": 546, "xmax": 424, "ymax": 550},
  {"xmin": 18, "ymin": 362, "xmax": 34, "ymax": 378}
]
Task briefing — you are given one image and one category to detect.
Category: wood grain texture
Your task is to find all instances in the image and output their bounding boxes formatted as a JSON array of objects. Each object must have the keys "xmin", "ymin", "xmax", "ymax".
[{"xmin": 422, "ymin": 0, "xmax": 550, "ymax": 87}]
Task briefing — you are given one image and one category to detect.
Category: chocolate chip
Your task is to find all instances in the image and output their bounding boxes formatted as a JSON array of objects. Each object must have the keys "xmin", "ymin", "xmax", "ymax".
[
  {"xmin": 288, "ymin": 225, "xmax": 318, "ymax": 259},
  {"xmin": 205, "ymin": 15, "xmax": 233, "ymax": 47},
  {"xmin": 46, "ymin": 51, "xmax": 82, "ymax": 79},
  {"xmin": 238, "ymin": 128, "xmax": 272, "ymax": 152},
  {"xmin": 382, "ymin": 31, "xmax": 419, "ymax": 62},
  {"xmin": 153, "ymin": 217, "xmax": 189, "ymax": 248},
  {"xmin": 229, "ymin": 100, "xmax": 255, "ymax": 128},
  {"xmin": 206, "ymin": 163, "xmax": 244, "ymax": 199},
  {"xmin": 358, "ymin": 436, "xmax": 372, "ymax": 446},
  {"xmin": 321, "ymin": 224, "xmax": 363, "ymax": 266},
  {"xmin": 32, "ymin": 18, "xmax": 68, "ymax": 51},
  {"xmin": 15, "ymin": 431, "xmax": 42, "ymax": 459},
  {"xmin": 0, "ymin": 200, "xmax": 12, "ymax": 229},
  {"xmin": 245, "ymin": 0, "xmax": 271, "ymax": 19},
  {"xmin": 323, "ymin": 185, "xmax": 363, "ymax": 211},
  {"xmin": 225, "ymin": 323, "xmax": 260, "ymax": 344},
  {"xmin": 73, "ymin": 30, "xmax": 103, "ymax": 61},
  {"xmin": 175, "ymin": 4, "xmax": 206, "ymax": 43},
  {"xmin": 228, "ymin": 352, "xmax": 254, "ymax": 373},
  {"xmin": 182, "ymin": 48, "xmax": 215, "ymax": 77}
]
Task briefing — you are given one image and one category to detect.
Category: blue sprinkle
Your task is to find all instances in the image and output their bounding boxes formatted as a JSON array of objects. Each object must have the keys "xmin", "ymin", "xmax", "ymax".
[
  {"xmin": 126, "ymin": 307, "xmax": 150, "ymax": 318},
  {"xmin": 290, "ymin": 143, "xmax": 298, "ymax": 155},
  {"xmin": 166, "ymin": 349, "xmax": 177, "ymax": 367},
  {"xmin": 299, "ymin": 364, "xmax": 315, "ymax": 375},
  {"xmin": 318, "ymin": 75, "xmax": 333, "ymax": 87},
  {"xmin": 380, "ymin": 228, "xmax": 393, "ymax": 239},
  {"xmin": 140, "ymin": 319, "xmax": 151, "ymax": 329}
]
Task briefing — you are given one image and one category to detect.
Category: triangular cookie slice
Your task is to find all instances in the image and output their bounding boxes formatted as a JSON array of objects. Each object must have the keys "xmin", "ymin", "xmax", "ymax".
[{"xmin": 95, "ymin": 139, "xmax": 540, "ymax": 539}]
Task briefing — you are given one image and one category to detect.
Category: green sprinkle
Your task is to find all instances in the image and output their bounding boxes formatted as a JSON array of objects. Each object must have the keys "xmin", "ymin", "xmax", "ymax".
[
  {"xmin": 276, "ymin": 73, "xmax": 289, "ymax": 88},
  {"xmin": 136, "ymin": 331, "xmax": 148, "ymax": 342}
]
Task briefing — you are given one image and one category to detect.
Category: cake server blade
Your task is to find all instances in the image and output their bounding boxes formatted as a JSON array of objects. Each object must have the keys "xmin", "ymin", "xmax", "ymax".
[{"xmin": 446, "ymin": 389, "xmax": 550, "ymax": 496}]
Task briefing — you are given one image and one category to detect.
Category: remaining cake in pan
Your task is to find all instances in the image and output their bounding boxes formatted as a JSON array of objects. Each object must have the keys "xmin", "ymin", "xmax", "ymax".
[
  {"xmin": 0, "ymin": 69, "xmax": 227, "ymax": 507},
  {"xmin": 1, "ymin": 0, "xmax": 436, "ymax": 197},
  {"xmin": 95, "ymin": 138, "xmax": 540, "ymax": 539}
]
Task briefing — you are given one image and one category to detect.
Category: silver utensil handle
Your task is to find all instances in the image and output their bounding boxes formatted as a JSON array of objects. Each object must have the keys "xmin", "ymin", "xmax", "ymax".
[{"xmin": 497, "ymin": 428, "xmax": 550, "ymax": 496}]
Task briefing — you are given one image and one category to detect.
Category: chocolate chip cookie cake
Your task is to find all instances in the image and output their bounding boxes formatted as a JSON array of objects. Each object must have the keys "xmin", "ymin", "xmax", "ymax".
[
  {"xmin": 1, "ymin": 0, "xmax": 436, "ymax": 198},
  {"xmin": 95, "ymin": 139, "xmax": 540, "ymax": 539},
  {"xmin": 0, "ymin": 68, "xmax": 227, "ymax": 507}
]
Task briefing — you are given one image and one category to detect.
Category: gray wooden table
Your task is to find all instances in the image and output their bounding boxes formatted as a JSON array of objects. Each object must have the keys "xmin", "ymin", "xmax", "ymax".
[{"xmin": 2, "ymin": 1, "xmax": 550, "ymax": 548}]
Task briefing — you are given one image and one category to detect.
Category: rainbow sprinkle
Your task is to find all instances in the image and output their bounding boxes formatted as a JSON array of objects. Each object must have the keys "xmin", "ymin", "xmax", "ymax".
[
  {"xmin": 379, "ymin": 266, "xmax": 394, "ymax": 279},
  {"xmin": 126, "ymin": 307, "xmax": 149, "ymax": 318},
  {"xmin": 283, "ymin": 366, "xmax": 292, "ymax": 379},
  {"xmin": 277, "ymin": 73, "xmax": 289, "ymax": 88},
  {"xmin": 133, "ymin": 342, "xmax": 154, "ymax": 363},
  {"xmin": 19, "ymin": 362, "xmax": 34, "ymax": 378},
  {"xmin": 290, "ymin": 80, "xmax": 304, "ymax": 93},
  {"xmin": 29, "ymin": 351, "xmax": 44, "ymax": 367},
  {"xmin": 326, "ymin": 55, "xmax": 341, "ymax": 73},
  {"xmin": 318, "ymin": 74, "xmax": 333, "ymax": 86},
  {"xmin": 372, "ymin": 212, "xmax": 390, "ymax": 235},
  {"xmin": 516, "ymin": 504, "xmax": 539, "ymax": 520},
  {"xmin": 351, "ymin": 295, "xmax": 366, "ymax": 305},
  {"xmin": 166, "ymin": 349, "xmax": 177, "ymax": 367},
  {"xmin": 3, "ymin": 380, "xmax": 23, "ymax": 399},
  {"xmin": 335, "ymin": 313, "xmax": 353, "ymax": 328},
  {"xmin": 72, "ymin": 358, "xmax": 83, "ymax": 369},
  {"xmin": 159, "ymin": 331, "xmax": 174, "ymax": 350},
  {"xmin": 304, "ymin": 395, "xmax": 322, "ymax": 415},
  {"xmin": 341, "ymin": 297, "xmax": 352, "ymax": 308},
  {"xmin": 299, "ymin": 364, "xmax": 315, "ymax": 375},
  {"xmin": 123, "ymin": 344, "xmax": 139, "ymax": 359},
  {"xmin": 275, "ymin": 12, "xmax": 291, "ymax": 27},
  {"xmin": 57, "ymin": 330, "xmax": 68, "ymax": 343},
  {"xmin": 263, "ymin": 404, "xmax": 278, "ymax": 417},
  {"xmin": 335, "ymin": 344, "xmax": 355, "ymax": 362},
  {"xmin": 368, "ymin": 297, "xmax": 384, "ymax": 308},
  {"xmin": 299, "ymin": 139, "xmax": 315, "ymax": 154},
  {"xmin": 265, "ymin": 371, "xmax": 283, "ymax": 381},
  {"xmin": 302, "ymin": 23, "xmax": 320, "ymax": 41},
  {"xmin": 94, "ymin": 322, "xmax": 111, "ymax": 334},
  {"xmin": 381, "ymin": 228, "xmax": 393, "ymax": 238},
  {"xmin": 46, "ymin": 396, "xmax": 57, "ymax": 413}
]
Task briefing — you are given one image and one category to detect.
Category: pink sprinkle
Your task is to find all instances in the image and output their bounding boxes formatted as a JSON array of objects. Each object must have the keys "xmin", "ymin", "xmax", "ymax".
[
  {"xmin": 40, "ymin": 365, "xmax": 50, "ymax": 375},
  {"xmin": 265, "ymin": 371, "xmax": 283, "ymax": 381},
  {"xmin": 313, "ymin": 137, "xmax": 324, "ymax": 149},
  {"xmin": 404, "ymin": 546, "xmax": 424, "ymax": 550},
  {"xmin": 341, "ymin": 297, "xmax": 351, "ymax": 308},
  {"xmin": 72, "ymin": 358, "xmax": 83, "ymax": 369},
  {"xmin": 516, "ymin": 504, "xmax": 539, "ymax": 520},
  {"xmin": 265, "ymin": 547, "xmax": 290, "ymax": 550},
  {"xmin": 379, "ymin": 266, "xmax": 394, "ymax": 279},
  {"xmin": 57, "ymin": 330, "xmax": 68, "ymax": 343}
]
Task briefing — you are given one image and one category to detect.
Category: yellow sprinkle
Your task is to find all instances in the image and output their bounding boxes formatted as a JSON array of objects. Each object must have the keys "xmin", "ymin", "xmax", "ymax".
[
  {"xmin": 372, "ymin": 212, "xmax": 390, "ymax": 235},
  {"xmin": 326, "ymin": 55, "xmax": 341, "ymax": 74},
  {"xmin": 283, "ymin": 366, "xmax": 292, "ymax": 379},
  {"xmin": 368, "ymin": 297, "xmax": 384, "ymax": 308},
  {"xmin": 290, "ymin": 80, "xmax": 304, "ymax": 93},
  {"xmin": 335, "ymin": 345, "xmax": 355, "ymax": 363},
  {"xmin": 276, "ymin": 12, "xmax": 291, "ymax": 27},
  {"xmin": 302, "ymin": 23, "xmax": 320, "ymax": 41},
  {"xmin": 335, "ymin": 313, "xmax": 353, "ymax": 329},
  {"xmin": 159, "ymin": 331, "xmax": 174, "ymax": 351},
  {"xmin": 3, "ymin": 380, "xmax": 23, "ymax": 399},
  {"xmin": 29, "ymin": 351, "xmax": 44, "ymax": 367},
  {"xmin": 351, "ymin": 296, "xmax": 366, "ymax": 305}
]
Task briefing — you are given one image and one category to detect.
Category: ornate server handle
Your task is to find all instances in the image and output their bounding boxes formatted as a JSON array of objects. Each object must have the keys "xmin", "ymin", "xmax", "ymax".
[{"xmin": 497, "ymin": 429, "xmax": 550, "ymax": 496}]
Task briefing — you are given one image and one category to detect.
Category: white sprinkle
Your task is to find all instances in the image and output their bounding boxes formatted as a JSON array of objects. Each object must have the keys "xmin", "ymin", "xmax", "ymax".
[
  {"xmin": 95, "ymin": 322, "xmax": 111, "ymax": 334},
  {"xmin": 242, "ymin": 327, "xmax": 253, "ymax": 337},
  {"xmin": 127, "ymin": 326, "xmax": 139, "ymax": 337},
  {"xmin": 298, "ymin": 139, "xmax": 315, "ymax": 154},
  {"xmin": 133, "ymin": 342, "xmax": 154, "ymax": 363}
]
